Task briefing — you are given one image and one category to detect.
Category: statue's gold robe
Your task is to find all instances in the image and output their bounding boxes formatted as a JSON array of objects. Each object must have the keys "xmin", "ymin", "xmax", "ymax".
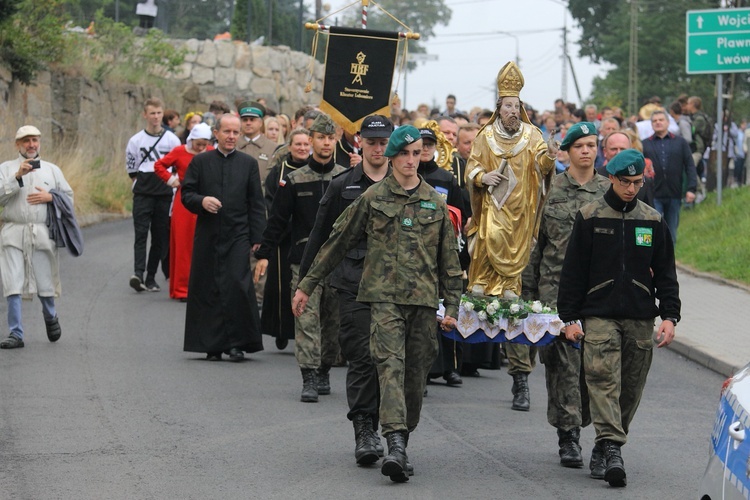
[{"xmin": 465, "ymin": 120, "xmax": 555, "ymax": 296}]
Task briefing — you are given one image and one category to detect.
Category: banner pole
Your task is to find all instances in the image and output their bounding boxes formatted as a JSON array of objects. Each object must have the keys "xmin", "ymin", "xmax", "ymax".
[{"xmin": 361, "ymin": 0, "xmax": 369, "ymax": 29}]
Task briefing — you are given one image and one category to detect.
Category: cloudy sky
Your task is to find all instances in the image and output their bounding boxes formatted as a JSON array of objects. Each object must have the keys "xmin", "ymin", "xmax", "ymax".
[{"xmin": 332, "ymin": 0, "xmax": 613, "ymax": 114}]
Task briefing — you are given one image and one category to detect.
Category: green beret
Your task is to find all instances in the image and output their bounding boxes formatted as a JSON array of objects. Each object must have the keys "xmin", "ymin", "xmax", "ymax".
[
  {"xmin": 559, "ymin": 121, "xmax": 598, "ymax": 151},
  {"xmin": 606, "ymin": 149, "xmax": 645, "ymax": 176},
  {"xmin": 309, "ymin": 114, "xmax": 337, "ymax": 135},
  {"xmin": 384, "ymin": 125, "xmax": 421, "ymax": 157}
]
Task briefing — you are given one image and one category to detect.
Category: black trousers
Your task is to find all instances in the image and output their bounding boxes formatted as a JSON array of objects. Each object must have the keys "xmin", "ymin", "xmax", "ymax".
[
  {"xmin": 132, "ymin": 193, "xmax": 171, "ymax": 279},
  {"xmin": 337, "ymin": 289, "xmax": 379, "ymax": 425}
]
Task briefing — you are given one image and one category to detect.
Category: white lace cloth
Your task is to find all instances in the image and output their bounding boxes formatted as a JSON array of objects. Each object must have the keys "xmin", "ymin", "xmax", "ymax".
[{"xmin": 439, "ymin": 305, "xmax": 566, "ymax": 344}]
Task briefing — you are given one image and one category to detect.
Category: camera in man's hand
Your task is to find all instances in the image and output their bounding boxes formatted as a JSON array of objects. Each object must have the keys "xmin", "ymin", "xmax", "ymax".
[{"xmin": 29, "ymin": 159, "xmax": 40, "ymax": 169}]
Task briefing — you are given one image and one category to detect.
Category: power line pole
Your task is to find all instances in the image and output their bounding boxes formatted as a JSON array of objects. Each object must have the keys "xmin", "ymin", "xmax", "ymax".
[
  {"xmin": 561, "ymin": 19, "xmax": 568, "ymax": 102},
  {"xmin": 627, "ymin": 0, "xmax": 638, "ymax": 115}
]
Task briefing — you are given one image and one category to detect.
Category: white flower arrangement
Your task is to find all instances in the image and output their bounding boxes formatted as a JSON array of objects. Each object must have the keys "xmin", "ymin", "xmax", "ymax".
[{"xmin": 459, "ymin": 295, "xmax": 557, "ymax": 324}]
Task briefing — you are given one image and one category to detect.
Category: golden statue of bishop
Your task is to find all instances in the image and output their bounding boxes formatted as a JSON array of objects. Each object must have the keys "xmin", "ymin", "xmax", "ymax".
[{"xmin": 465, "ymin": 62, "xmax": 558, "ymax": 297}]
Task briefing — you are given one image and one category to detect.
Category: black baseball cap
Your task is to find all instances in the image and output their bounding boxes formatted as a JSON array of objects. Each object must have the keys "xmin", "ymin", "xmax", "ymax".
[
  {"xmin": 360, "ymin": 115, "xmax": 394, "ymax": 138},
  {"xmin": 419, "ymin": 128, "xmax": 437, "ymax": 143}
]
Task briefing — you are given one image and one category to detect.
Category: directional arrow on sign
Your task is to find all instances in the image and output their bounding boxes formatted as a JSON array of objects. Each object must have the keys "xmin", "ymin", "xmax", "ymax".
[
  {"xmin": 697, "ymin": 16, "xmax": 704, "ymax": 29},
  {"xmin": 695, "ymin": 49, "xmax": 708, "ymax": 55}
]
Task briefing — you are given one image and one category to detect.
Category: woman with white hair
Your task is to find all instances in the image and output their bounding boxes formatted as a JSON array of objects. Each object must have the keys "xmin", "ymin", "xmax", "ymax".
[{"xmin": 154, "ymin": 123, "xmax": 214, "ymax": 301}]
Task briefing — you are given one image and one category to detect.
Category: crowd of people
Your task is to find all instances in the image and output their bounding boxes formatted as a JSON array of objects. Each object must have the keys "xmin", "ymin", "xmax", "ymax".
[
  {"xmin": 5, "ymin": 65, "xmax": 725, "ymax": 486},
  {"xmin": 110, "ymin": 77, "xmax": 701, "ymax": 486}
]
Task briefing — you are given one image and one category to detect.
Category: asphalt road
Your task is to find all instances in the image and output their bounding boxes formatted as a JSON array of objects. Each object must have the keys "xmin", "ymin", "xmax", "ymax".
[{"xmin": 0, "ymin": 219, "xmax": 725, "ymax": 499}]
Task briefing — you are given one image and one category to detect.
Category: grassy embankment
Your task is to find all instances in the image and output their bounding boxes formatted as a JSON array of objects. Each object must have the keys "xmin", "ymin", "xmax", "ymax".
[{"xmin": 677, "ymin": 186, "xmax": 750, "ymax": 285}]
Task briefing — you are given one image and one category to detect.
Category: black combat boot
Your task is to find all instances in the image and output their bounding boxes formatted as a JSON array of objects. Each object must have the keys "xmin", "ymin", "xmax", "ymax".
[
  {"xmin": 353, "ymin": 414, "xmax": 379, "ymax": 465},
  {"xmin": 300, "ymin": 369, "xmax": 319, "ymax": 403},
  {"xmin": 511, "ymin": 373, "xmax": 530, "ymax": 411},
  {"xmin": 317, "ymin": 365, "xmax": 331, "ymax": 395},
  {"xmin": 381, "ymin": 431, "xmax": 409, "ymax": 482},
  {"xmin": 590, "ymin": 441, "xmax": 606, "ymax": 479},
  {"xmin": 45, "ymin": 317, "xmax": 61, "ymax": 342},
  {"xmin": 602, "ymin": 440, "xmax": 627, "ymax": 487},
  {"xmin": 557, "ymin": 427, "xmax": 584, "ymax": 468}
]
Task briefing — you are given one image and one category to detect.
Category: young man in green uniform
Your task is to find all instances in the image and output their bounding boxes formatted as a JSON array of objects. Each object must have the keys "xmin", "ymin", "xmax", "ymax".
[
  {"xmin": 558, "ymin": 149, "xmax": 680, "ymax": 488},
  {"xmin": 292, "ymin": 126, "xmax": 463, "ymax": 482},
  {"xmin": 523, "ymin": 122, "xmax": 609, "ymax": 472}
]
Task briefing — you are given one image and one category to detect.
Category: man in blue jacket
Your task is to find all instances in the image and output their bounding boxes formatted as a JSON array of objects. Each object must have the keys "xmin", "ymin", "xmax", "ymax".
[{"xmin": 642, "ymin": 109, "xmax": 697, "ymax": 245}]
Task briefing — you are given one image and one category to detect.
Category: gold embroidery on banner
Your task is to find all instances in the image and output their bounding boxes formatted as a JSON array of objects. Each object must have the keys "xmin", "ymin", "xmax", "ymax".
[{"xmin": 350, "ymin": 52, "xmax": 369, "ymax": 85}]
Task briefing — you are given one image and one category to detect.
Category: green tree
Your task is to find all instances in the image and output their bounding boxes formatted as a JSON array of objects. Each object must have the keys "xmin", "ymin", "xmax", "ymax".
[
  {"xmin": 0, "ymin": 0, "xmax": 69, "ymax": 84},
  {"xmin": 567, "ymin": 0, "xmax": 747, "ymax": 116}
]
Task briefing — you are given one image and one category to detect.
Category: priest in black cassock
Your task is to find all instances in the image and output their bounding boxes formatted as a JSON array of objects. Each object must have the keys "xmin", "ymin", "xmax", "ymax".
[{"xmin": 181, "ymin": 113, "xmax": 266, "ymax": 361}]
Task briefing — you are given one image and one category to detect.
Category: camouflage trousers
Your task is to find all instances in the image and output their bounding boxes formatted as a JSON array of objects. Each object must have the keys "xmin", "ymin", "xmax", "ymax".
[
  {"xmin": 290, "ymin": 264, "xmax": 340, "ymax": 370},
  {"xmin": 505, "ymin": 342, "xmax": 537, "ymax": 376},
  {"xmin": 370, "ymin": 303, "xmax": 438, "ymax": 436},
  {"xmin": 539, "ymin": 338, "xmax": 591, "ymax": 431},
  {"xmin": 583, "ymin": 316, "xmax": 654, "ymax": 445}
]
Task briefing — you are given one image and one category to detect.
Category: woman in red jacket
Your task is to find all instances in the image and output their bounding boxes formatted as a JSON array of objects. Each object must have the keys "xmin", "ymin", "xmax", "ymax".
[{"xmin": 155, "ymin": 122, "xmax": 213, "ymax": 300}]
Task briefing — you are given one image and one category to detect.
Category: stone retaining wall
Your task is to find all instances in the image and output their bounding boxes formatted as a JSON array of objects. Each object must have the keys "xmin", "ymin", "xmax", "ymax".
[{"xmin": 0, "ymin": 39, "xmax": 323, "ymax": 149}]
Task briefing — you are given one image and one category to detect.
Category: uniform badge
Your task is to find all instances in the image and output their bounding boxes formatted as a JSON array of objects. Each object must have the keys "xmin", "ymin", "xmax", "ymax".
[
  {"xmin": 402, "ymin": 217, "xmax": 413, "ymax": 227},
  {"xmin": 260, "ymin": 154, "xmax": 268, "ymax": 161},
  {"xmin": 435, "ymin": 187, "xmax": 448, "ymax": 200},
  {"xmin": 635, "ymin": 227, "xmax": 653, "ymax": 246},
  {"xmin": 581, "ymin": 124, "xmax": 589, "ymax": 134},
  {"xmin": 420, "ymin": 201, "xmax": 436, "ymax": 210}
]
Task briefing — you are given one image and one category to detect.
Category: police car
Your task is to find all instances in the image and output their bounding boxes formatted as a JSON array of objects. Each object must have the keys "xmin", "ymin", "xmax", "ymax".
[{"xmin": 700, "ymin": 362, "xmax": 750, "ymax": 499}]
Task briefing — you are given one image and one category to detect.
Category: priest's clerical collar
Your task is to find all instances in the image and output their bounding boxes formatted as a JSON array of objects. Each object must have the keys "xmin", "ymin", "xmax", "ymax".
[{"xmin": 217, "ymin": 146, "xmax": 236, "ymax": 157}]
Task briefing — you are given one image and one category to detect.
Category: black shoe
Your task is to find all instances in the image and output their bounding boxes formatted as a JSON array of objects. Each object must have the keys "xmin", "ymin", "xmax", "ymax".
[
  {"xmin": 381, "ymin": 431, "xmax": 409, "ymax": 482},
  {"xmin": 443, "ymin": 370, "xmax": 463, "ymax": 386},
  {"xmin": 557, "ymin": 428, "xmax": 583, "ymax": 468},
  {"xmin": 317, "ymin": 365, "xmax": 331, "ymax": 395},
  {"xmin": 129, "ymin": 274, "xmax": 146, "ymax": 292},
  {"xmin": 602, "ymin": 440, "xmax": 627, "ymax": 487},
  {"xmin": 206, "ymin": 352, "xmax": 222, "ymax": 361},
  {"xmin": 461, "ymin": 367, "xmax": 481, "ymax": 377},
  {"xmin": 226, "ymin": 347, "xmax": 244, "ymax": 362},
  {"xmin": 0, "ymin": 335, "xmax": 24, "ymax": 349},
  {"xmin": 511, "ymin": 373, "xmax": 530, "ymax": 411},
  {"xmin": 590, "ymin": 442, "xmax": 606, "ymax": 479},
  {"xmin": 144, "ymin": 277, "xmax": 160, "ymax": 292},
  {"xmin": 275, "ymin": 337, "xmax": 289, "ymax": 350},
  {"xmin": 300, "ymin": 368, "xmax": 318, "ymax": 402},
  {"xmin": 353, "ymin": 414, "xmax": 379, "ymax": 465},
  {"xmin": 45, "ymin": 317, "xmax": 61, "ymax": 343}
]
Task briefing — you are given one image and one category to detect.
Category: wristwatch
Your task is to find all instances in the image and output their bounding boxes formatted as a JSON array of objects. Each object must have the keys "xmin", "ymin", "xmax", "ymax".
[
  {"xmin": 664, "ymin": 318, "xmax": 678, "ymax": 326},
  {"xmin": 563, "ymin": 320, "xmax": 579, "ymax": 327}
]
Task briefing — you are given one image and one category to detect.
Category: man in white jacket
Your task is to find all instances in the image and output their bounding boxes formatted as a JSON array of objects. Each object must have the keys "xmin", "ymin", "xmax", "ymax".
[{"xmin": 0, "ymin": 126, "xmax": 74, "ymax": 349}]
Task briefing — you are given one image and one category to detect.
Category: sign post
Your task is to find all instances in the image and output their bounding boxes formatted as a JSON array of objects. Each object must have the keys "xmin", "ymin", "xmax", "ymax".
[
  {"xmin": 686, "ymin": 8, "xmax": 750, "ymax": 74},
  {"xmin": 686, "ymin": 8, "xmax": 750, "ymax": 205}
]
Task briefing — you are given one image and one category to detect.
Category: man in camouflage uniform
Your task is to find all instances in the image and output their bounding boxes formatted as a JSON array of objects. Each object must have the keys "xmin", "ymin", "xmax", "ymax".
[
  {"xmin": 298, "ymin": 115, "xmax": 393, "ymax": 465},
  {"xmin": 522, "ymin": 122, "xmax": 609, "ymax": 473},
  {"xmin": 293, "ymin": 126, "xmax": 463, "ymax": 482},
  {"xmin": 254, "ymin": 114, "xmax": 347, "ymax": 403},
  {"xmin": 558, "ymin": 149, "xmax": 680, "ymax": 488}
]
